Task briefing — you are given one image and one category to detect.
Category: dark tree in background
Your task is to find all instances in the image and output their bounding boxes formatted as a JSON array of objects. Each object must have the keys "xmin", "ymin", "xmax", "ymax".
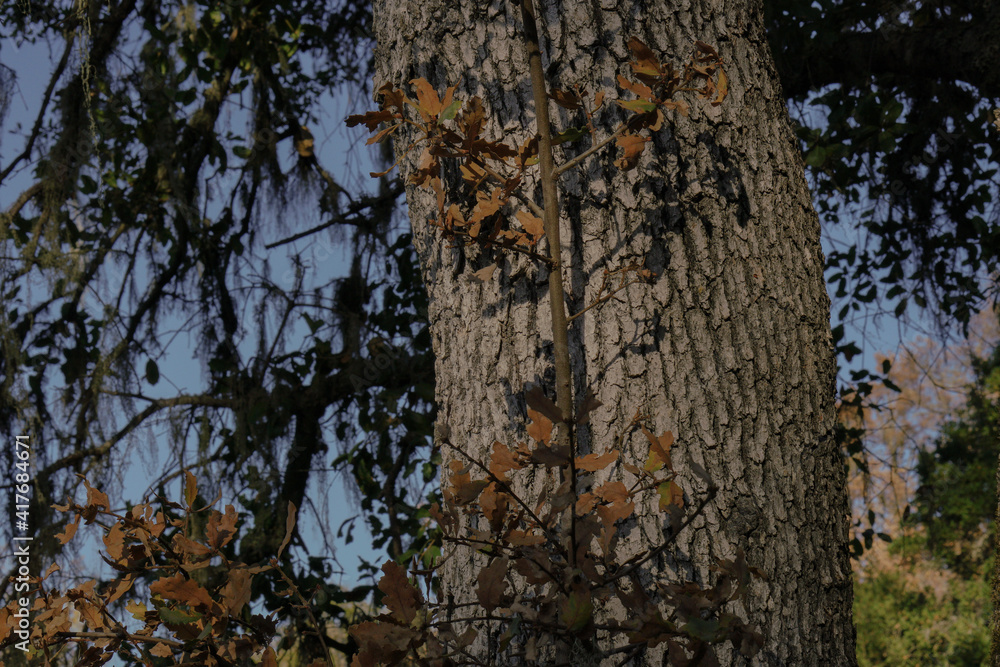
[
  {"xmin": 0, "ymin": 2, "xmax": 435, "ymax": 660},
  {"xmin": 766, "ymin": 0, "xmax": 999, "ymax": 330}
]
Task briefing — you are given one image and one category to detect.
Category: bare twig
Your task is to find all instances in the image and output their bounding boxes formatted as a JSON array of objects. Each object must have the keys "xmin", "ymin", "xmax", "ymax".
[{"xmin": 605, "ymin": 485, "xmax": 718, "ymax": 584}]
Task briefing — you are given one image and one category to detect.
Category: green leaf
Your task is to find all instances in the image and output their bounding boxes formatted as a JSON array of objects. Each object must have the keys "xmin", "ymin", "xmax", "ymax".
[
  {"xmin": 805, "ymin": 146, "xmax": 828, "ymax": 168},
  {"xmin": 560, "ymin": 590, "xmax": 593, "ymax": 632},
  {"xmin": 683, "ymin": 616, "xmax": 720, "ymax": 641},
  {"xmin": 146, "ymin": 359, "xmax": 160, "ymax": 385},
  {"xmin": 850, "ymin": 538, "xmax": 863, "ymax": 558},
  {"xmin": 617, "ymin": 99, "xmax": 657, "ymax": 113},
  {"xmin": 158, "ymin": 607, "xmax": 202, "ymax": 625},
  {"xmin": 80, "ymin": 175, "xmax": 98, "ymax": 195},
  {"xmin": 552, "ymin": 127, "xmax": 587, "ymax": 145},
  {"xmin": 302, "ymin": 313, "xmax": 321, "ymax": 334},
  {"xmin": 440, "ymin": 100, "xmax": 462, "ymax": 120}
]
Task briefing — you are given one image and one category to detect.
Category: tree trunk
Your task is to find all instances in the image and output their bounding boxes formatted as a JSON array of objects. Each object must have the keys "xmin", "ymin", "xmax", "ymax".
[{"xmin": 373, "ymin": 0, "xmax": 856, "ymax": 663}]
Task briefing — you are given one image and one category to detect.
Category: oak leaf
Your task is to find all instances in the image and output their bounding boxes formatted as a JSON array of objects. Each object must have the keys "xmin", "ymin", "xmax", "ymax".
[
  {"xmin": 468, "ymin": 188, "xmax": 505, "ymax": 225},
  {"xmin": 526, "ymin": 407, "xmax": 553, "ymax": 444},
  {"xmin": 560, "ymin": 589, "xmax": 594, "ymax": 633},
  {"xmin": 378, "ymin": 561, "xmax": 422, "ymax": 625},
  {"xmin": 506, "ymin": 529, "xmax": 546, "ymax": 547},
  {"xmin": 455, "ymin": 479, "xmax": 490, "ymax": 505},
  {"xmin": 345, "ymin": 109, "xmax": 393, "ymax": 132},
  {"xmin": 350, "ymin": 621, "xmax": 416, "ymax": 663},
  {"xmin": 184, "ymin": 470, "xmax": 198, "ymax": 509},
  {"xmin": 713, "ymin": 67, "xmax": 728, "ymax": 106},
  {"xmin": 549, "ymin": 88, "xmax": 581, "ymax": 109},
  {"xmin": 658, "ymin": 480, "xmax": 684, "ymax": 511},
  {"xmin": 694, "ymin": 40, "xmax": 719, "ymax": 57},
  {"xmin": 617, "ymin": 74, "xmax": 653, "ymax": 101},
  {"xmin": 375, "ymin": 83, "xmax": 407, "ymax": 113},
  {"xmin": 627, "ymin": 37, "xmax": 662, "ymax": 78},
  {"xmin": 409, "ymin": 77, "xmax": 444, "ymax": 119},
  {"xmin": 206, "ymin": 505, "xmax": 239, "ymax": 550},
  {"xmin": 105, "ymin": 575, "xmax": 135, "ymax": 604},
  {"xmin": 530, "ymin": 444, "xmax": 570, "ymax": 467},
  {"xmin": 515, "ymin": 210, "xmax": 545, "ymax": 244},
  {"xmin": 149, "ymin": 573, "xmax": 214, "ymax": 608},
  {"xmin": 576, "ymin": 491, "xmax": 598, "ymax": 515},
  {"xmin": 457, "ymin": 96, "xmax": 485, "ymax": 138},
  {"xmin": 55, "ymin": 515, "xmax": 80, "ymax": 545},
  {"xmin": 576, "ymin": 388, "xmax": 603, "ymax": 425},
  {"xmin": 576, "ymin": 450, "xmax": 619, "ymax": 472},
  {"xmin": 277, "ymin": 501, "xmax": 296, "ymax": 558},
  {"xmin": 614, "ymin": 133, "xmax": 650, "ymax": 171},
  {"xmin": 525, "ymin": 386, "xmax": 562, "ymax": 423},
  {"xmin": 595, "ymin": 481, "xmax": 629, "ymax": 505},
  {"xmin": 642, "ymin": 427, "xmax": 674, "ymax": 470},
  {"xmin": 472, "ymin": 263, "xmax": 497, "ymax": 282},
  {"xmin": 489, "ymin": 441, "xmax": 520, "ymax": 478},
  {"xmin": 219, "ymin": 568, "xmax": 252, "ymax": 618},
  {"xmin": 476, "ymin": 557, "xmax": 509, "ymax": 612},
  {"xmin": 597, "ymin": 501, "xmax": 635, "ymax": 555}
]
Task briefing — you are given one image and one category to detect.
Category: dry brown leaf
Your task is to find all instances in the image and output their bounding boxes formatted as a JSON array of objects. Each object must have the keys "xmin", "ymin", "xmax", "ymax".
[{"xmin": 476, "ymin": 557, "xmax": 509, "ymax": 612}]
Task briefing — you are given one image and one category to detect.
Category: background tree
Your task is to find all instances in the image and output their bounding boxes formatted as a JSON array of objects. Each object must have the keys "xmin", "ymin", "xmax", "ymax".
[
  {"xmin": 842, "ymin": 308, "xmax": 999, "ymax": 664},
  {"xmin": 0, "ymin": 2, "xmax": 435, "ymax": 662},
  {"xmin": 373, "ymin": 0, "xmax": 854, "ymax": 663},
  {"xmin": 767, "ymin": 0, "xmax": 999, "ymax": 332}
]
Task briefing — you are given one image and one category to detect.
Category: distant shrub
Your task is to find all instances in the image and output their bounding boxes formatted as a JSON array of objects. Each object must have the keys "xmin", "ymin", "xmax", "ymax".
[{"xmin": 854, "ymin": 568, "xmax": 990, "ymax": 666}]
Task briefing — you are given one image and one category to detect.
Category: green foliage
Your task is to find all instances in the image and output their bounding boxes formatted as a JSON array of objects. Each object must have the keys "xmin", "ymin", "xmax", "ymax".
[
  {"xmin": 854, "ymin": 569, "xmax": 990, "ymax": 666},
  {"xmin": 766, "ymin": 0, "xmax": 1000, "ymax": 329},
  {"xmin": 855, "ymin": 314, "xmax": 1000, "ymax": 663},
  {"xmin": 915, "ymin": 329, "xmax": 1000, "ymax": 575}
]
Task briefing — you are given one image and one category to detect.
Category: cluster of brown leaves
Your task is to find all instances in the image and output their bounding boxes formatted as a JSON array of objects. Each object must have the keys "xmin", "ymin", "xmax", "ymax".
[
  {"xmin": 346, "ymin": 37, "xmax": 728, "ymax": 279},
  {"xmin": 347, "ymin": 77, "xmax": 549, "ymax": 271},
  {"xmin": 0, "ymin": 473, "xmax": 297, "ymax": 666},
  {"xmin": 349, "ymin": 393, "xmax": 762, "ymax": 666},
  {"xmin": 612, "ymin": 38, "xmax": 727, "ymax": 170}
]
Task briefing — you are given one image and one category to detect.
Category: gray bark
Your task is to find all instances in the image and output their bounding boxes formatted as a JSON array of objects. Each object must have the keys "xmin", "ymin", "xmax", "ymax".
[{"xmin": 373, "ymin": 0, "xmax": 855, "ymax": 663}]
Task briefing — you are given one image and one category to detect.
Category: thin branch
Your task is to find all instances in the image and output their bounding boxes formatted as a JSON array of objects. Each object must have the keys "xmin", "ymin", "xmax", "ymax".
[
  {"xmin": 553, "ymin": 121, "xmax": 628, "ymax": 178},
  {"xmin": 272, "ymin": 564, "xmax": 339, "ymax": 667},
  {"xmin": 2, "ymin": 182, "xmax": 44, "ymax": 221},
  {"xmin": 56, "ymin": 630, "xmax": 184, "ymax": 648},
  {"xmin": 0, "ymin": 36, "xmax": 74, "ymax": 183},
  {"xmin": 567, "ymin": 278, "xmax": 643, "ymax": 323},
  {"xmin": 38, "ymin": 395, "xmax": 232, "ymax": 480},
  {"xmin": 437, "ymin": 134, "xmax": 546, "ymax": 220},
  {"xmin": 440, "ymin": 534, "xmax": 567, "ymax": 594},
  {"xmin": 439, "ymin": 439, "xmax": 559, "ymax": 548},
  {"xmin": 605, "ymin": 485, "xmax": 717, "ymax": 585},
  {"xmin": 264, "ymin": 183, "xmax": 404, "ymax": 249},
  {"xmin": 439, "ymin": 227, "xmax": 554, "ymax": 266},
  {"xmin": 520, "ymin": 0, "xmax": 576, "ymax": 582}
]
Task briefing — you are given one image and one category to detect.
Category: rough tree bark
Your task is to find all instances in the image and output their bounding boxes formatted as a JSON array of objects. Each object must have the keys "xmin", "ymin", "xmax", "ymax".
[{"xmin": 373, "ymin": 0, "xmax": 855, "ymax": 663}]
